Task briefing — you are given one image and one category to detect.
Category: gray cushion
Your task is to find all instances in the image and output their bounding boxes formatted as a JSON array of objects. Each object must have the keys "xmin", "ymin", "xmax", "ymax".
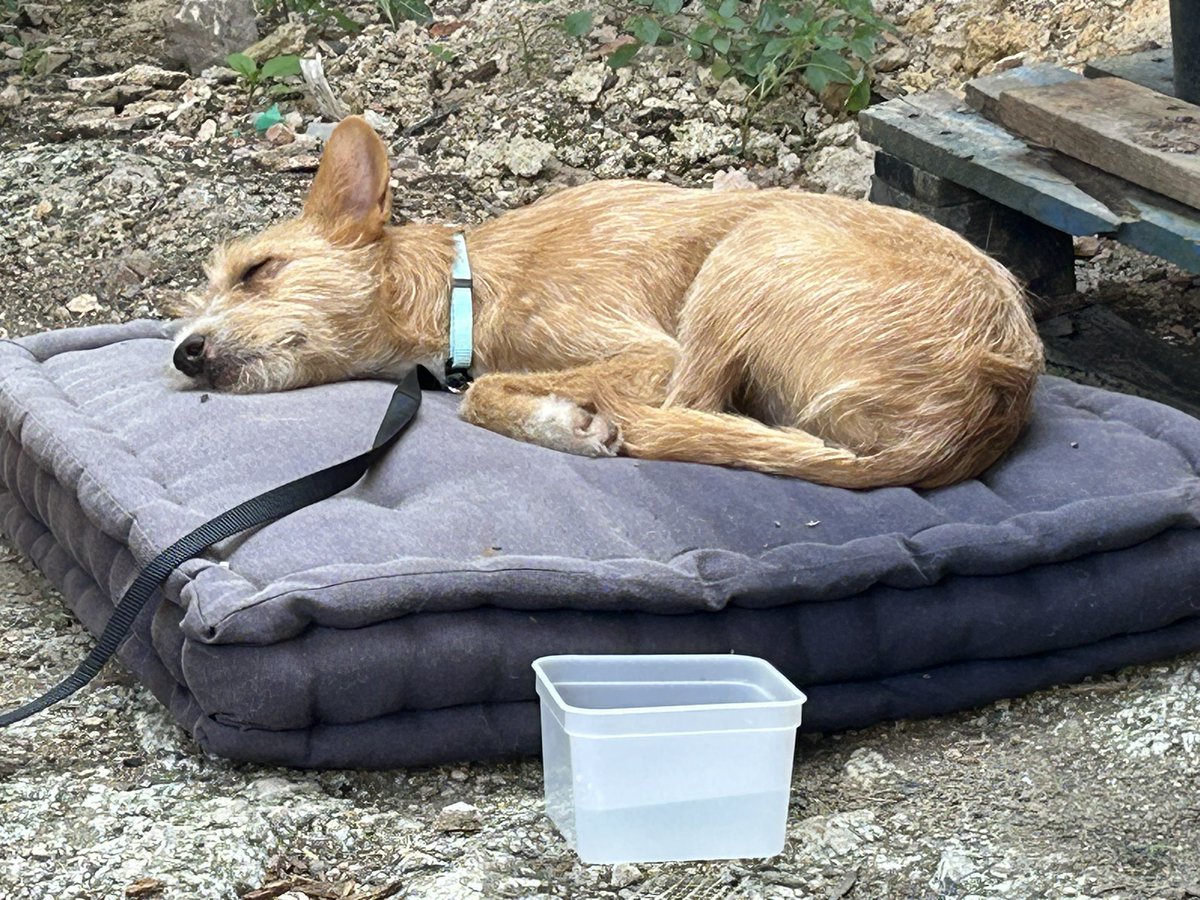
[{"xmin": 1, "ymin": 321, "xmax": 1199, "ymax": 768}]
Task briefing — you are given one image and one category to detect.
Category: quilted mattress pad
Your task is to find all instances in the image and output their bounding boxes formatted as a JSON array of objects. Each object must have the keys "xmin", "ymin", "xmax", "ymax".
[{"xmin": 1, "ymin": 321, "xmax": 1198, "ymax": 768}]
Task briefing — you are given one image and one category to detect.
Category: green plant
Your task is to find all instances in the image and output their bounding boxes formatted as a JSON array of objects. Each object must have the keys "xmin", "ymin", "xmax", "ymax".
[
  {"xmin": 375, "ymin": 0, "xmax": 432, "ymax": 28},
  {"xmin": 569, "ymin": 0, "xmax": 891, "ymax": 151},
  {"xmin": 226, "ymin": 52, "xmax": 303, "ymax": 104}
]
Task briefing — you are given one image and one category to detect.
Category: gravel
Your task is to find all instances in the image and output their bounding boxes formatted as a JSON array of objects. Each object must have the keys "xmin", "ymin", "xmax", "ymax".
[{"xmin": 2, "ymin": 1, "xmax": 1199, "ymax": 897}]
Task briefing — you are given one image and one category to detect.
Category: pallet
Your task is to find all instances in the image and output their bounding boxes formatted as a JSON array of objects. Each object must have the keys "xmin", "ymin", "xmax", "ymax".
[{"xmin": 859, "ymin": 83, "xmax": 1200, "ymax": 273}]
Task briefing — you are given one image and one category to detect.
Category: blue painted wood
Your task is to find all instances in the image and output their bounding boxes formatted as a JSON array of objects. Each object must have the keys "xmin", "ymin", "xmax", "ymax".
[
  {"xmin": 1084, "ymin": 47, "xmax": 1176, "ymax": 97},
  {"xmin": 859, "ymin": 91, "xmax": 1119, "ymax": 234},
  {"xmin": 859, "ymin": 91, "xmax": 1200, "ymax": 272}
]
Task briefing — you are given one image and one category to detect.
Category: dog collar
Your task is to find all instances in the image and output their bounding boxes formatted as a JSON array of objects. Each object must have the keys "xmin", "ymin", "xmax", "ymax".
[{"xmin": 445, "ymin": 232, "xmax": 473, "ymax": 392}]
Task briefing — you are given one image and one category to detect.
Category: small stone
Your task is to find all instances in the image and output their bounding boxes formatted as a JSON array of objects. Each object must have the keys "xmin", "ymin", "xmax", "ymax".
[
  {"xmin": 560, "ymin": 61, "xmax": 608, "ymax": 104},
  {"xmin": 1073, "ymin": 236, "xmax": 1102, "ymax": 258},
  {"xmin": 610, "ymin": 864, "xmax": 642, "ymax": 888},
  {"xmin": 197, "ymin": 118, "xmax": 217, "ymax": 141},
  {"xmin": 361, "ymin": 109, "xmax": 396, "ymax": 137},
  {"xmin": 34, "ymin": 199, "xmax": 53, "ymax": 220},
  {"xmin": 67, "ymin": 64, "xmax": 188, "ymax": 93},
  {"xmin": 503, "ymin": 136, "xmax": 556, "ymax": 178},
  {"xmin": 66, "ymin": 293, "xmax": 102, "ymax": 315},
  {"xmin": 124, "ymin": 877, "xmax": 164, "ymax": 899},
  {"xmin": 434, "ymin": 801, "xmax": 482, "ymax": 832},
  {"xmin": 34, "ymin": 50, "xmax": 71, "ymax": 76},
  {"xmin": 264, "ymin": 122, "xmax": 295, "ymax": 145},
  {"xmin": 711, "ymin": 169, "xmax": 757, "ymax": 192},
  {"xmin": 988, "ymin": 52, "xmax": 1029, "ymax": 73},
  {"xmin": 242, "ymin": 21, "xmax": 306, "ymax": 61},
  {"xmin": 0, "ymin": 84, "xmax": 21, "ymax": 108},
  {"xmin": 873, "ymin": 44, "xmax": 911, "ymax": 73}
]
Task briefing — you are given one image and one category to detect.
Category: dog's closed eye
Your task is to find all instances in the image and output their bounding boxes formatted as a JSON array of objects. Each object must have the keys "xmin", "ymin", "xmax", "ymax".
[{"xmin": 241, "ymin": 257, "xmax": 287, "ymax": 284}]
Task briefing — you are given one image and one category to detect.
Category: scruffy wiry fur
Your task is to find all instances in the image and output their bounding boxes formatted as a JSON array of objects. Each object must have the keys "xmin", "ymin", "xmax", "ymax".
[{"xmin": 174, "ymin": 116, "xmax": 1045, "ymax": 489}]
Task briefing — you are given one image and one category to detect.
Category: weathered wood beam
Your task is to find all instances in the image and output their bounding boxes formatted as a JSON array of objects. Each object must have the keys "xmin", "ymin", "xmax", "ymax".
[
  {"xmin": 860, "ymin": 90, "xmax": 1200, "ymax": 272},
  {"xmin": 991, "ymin": 77, "xmax": 1200, "ymax": 211}
]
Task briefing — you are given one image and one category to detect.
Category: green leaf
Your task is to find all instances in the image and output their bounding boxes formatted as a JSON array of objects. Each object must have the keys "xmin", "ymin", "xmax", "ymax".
[
  {"xmin": 686, "ymin": 39, "xmax": 704, "ymax": 59},
  {"xmin": 713, "ymin": 32, "xmax": 731, "ymax": 54},
  {"xmin": 809, "ymin": 47, "xmax": 853, "ymax": 82},
  {"xmin": 847, "ymin": 71, "xmax": 871, "ymax": 111},
  {"xmin": 781, "ymin": 13, "xmax": 813, "ymax": 33},
  {"xmin": 563, "ymin": 10, "xmax": 593, "ymax": 37},
  {"xmin": 804, "ymin": 62, "xmax": 829, "ymax": 94},
  {"xmin": 710, "ymin": 58, "xmax": 731, "ymax": 80},
  {"xmin": 226, "ymin": 52, "xmax": 258, "ymax": 78},
  {"xmin": 717, "ymin": 0, "xmax": 738, "ymax": 17},
  {"xmin": 254, "ymin": 103, "xmax": 283, "ymax": 132},
  {"xmin": 387, "ymin": 0, "xmax": 431, "ymax": 23},
  {"xmin": 691, "ymin": 23, "xmax": 717, "ymax": 45},
  {"xmin": 429, "ymin": 43, "xmax": 456, "ymax": 62},
  {"xmin": 848, "ymin": 25, "xmax": 878, "ymax": 61},
  {"xmin": 756, "ymin": 0, "xmax": 784, "ymax": 30},
  {"xmin": 762, "ymin": 36, "xmax": 791, "ymax": 59},
  {"xmin": 606, "ymin": 41, "xmax": 640, "ymax": 68},
  {"xmin": 630, "ymin": 15, "xmax": 662, "ymax": 45},
  {"xmin": 261, "ymin": 54, "xmax": 302, "ymax": 79},
  {"xmin": 333, "ymin": 10, "xmax": 363, "ymax": 32}
]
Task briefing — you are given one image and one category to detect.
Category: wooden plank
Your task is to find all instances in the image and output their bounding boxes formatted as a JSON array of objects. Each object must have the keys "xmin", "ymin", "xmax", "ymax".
[
  {"xmin": 1040, "ymin": 305, "xmax": 1200, "ymax": 419},
  {"xmin": 993, "ymin": 77, "xmax": 1200, "ymax": 210},
  {"xmin": 965, "ymin": 63, "xmax": 1079, "ymax": 122},
  {"xmin": 860, "ymin": 93, "xmax": 1200, "ymax": 272},
  {"xmin": 858, "ymin": 92, "xmax": 1120, "ymax": 235},
  {"xmin": 1084, "ymin": 47, "xmax": 1176, "ymax": 97},
  {"xmin": 872, "ymin": 151, "xmax": 977, "ymax": 206}
]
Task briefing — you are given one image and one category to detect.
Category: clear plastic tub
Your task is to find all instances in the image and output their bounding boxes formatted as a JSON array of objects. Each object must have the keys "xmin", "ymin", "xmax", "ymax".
[{"xmin": 532, "ymin": 654, "xmax": 807, "ymax": 864}]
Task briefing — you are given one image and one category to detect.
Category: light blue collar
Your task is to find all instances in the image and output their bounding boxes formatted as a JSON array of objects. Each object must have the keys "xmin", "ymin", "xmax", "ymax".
[{"xmin": 447, "ymin": 233, "xmax": 473, "ymax": 376}]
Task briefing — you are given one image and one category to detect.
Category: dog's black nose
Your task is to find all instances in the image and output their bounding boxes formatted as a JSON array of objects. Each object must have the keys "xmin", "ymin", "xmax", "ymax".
[{"xmin": 174, "ymin": 334, "xmax": 207, "ymax": 377}]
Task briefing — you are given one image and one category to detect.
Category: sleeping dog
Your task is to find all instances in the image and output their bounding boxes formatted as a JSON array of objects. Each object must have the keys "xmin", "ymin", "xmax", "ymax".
[{"xmin": 172, "ymin": 116, "xmax": 1044, "ymax": 488}]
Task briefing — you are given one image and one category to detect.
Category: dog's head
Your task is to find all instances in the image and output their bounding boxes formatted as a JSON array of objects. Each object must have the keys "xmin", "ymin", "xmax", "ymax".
[{"xmin": 172, "ymin": 116, "xmax": 408, "ymax": 392}]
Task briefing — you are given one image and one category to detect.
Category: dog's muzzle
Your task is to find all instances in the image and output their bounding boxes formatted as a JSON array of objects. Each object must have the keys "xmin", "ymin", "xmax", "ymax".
[{"xmin": 174, "ymin": 334, "xmax": 206, "ymax": 377}]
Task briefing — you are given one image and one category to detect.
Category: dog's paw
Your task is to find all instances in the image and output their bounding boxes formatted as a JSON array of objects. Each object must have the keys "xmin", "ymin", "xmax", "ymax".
[{"xmin": 526, "ymin": 396, "xmax": 623, "ymax": 458}]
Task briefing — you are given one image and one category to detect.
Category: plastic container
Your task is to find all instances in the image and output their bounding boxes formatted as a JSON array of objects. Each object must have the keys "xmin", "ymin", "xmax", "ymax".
[{"xmin": 532, "ymin": 654, "xmax": 807, "ymax": 864}]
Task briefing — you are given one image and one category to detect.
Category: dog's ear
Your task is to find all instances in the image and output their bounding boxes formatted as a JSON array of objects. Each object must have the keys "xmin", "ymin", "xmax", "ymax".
[{"xmin": 303, "ymin": 115, "xmax": 392, "ymax": 245}]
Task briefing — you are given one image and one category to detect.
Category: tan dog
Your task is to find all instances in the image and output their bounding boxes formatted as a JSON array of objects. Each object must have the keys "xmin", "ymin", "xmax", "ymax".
[{"xmin": 173, "ymin": 116, "xmax": 1044, "ymax": 488}]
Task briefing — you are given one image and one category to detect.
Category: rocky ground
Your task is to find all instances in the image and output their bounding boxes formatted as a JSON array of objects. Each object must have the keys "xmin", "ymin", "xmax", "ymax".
[{"xmin": 1, "ymin": 0, "xmax": 1199, "ymax": 898}]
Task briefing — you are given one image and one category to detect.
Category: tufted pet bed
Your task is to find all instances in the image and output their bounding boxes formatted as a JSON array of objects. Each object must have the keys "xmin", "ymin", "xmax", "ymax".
[{"xmin": 0, "ymin": 321, "xmax": 1198, "ymax": 768}]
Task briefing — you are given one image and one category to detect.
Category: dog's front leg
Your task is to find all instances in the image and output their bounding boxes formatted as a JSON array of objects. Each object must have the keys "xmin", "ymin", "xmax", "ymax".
[{"xmin": 459, "ymin": 343, "xmax": 678, "ymax": 458}]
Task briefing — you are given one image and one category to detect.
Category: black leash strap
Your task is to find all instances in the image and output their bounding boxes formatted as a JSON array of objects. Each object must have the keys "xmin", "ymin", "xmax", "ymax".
[{"xmin": 0, "ymin": 370, "xmax": 422, "ymax": 728}]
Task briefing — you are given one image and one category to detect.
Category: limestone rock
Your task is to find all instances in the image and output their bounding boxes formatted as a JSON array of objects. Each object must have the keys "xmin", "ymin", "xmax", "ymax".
[{"xmin": 164, "ymin": 0, "xmax": 258, "ymax": 75}]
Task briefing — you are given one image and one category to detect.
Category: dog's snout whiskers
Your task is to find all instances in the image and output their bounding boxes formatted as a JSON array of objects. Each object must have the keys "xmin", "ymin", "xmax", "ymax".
[{"xmin": 174, "ymin": 334, "xmax": 207, "ymax": 377}]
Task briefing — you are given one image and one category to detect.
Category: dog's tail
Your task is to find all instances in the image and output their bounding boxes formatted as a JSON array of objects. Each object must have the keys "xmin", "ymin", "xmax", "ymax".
[{"xmin": 616, "ymin": 347, "xmax": 1040, "ymax": 489}]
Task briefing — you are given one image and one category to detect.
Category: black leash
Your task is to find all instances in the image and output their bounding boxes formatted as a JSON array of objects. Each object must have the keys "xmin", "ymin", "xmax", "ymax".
[{"xmin": 0, "ymin": 369, "xmax": 423, "ymax": 728}]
